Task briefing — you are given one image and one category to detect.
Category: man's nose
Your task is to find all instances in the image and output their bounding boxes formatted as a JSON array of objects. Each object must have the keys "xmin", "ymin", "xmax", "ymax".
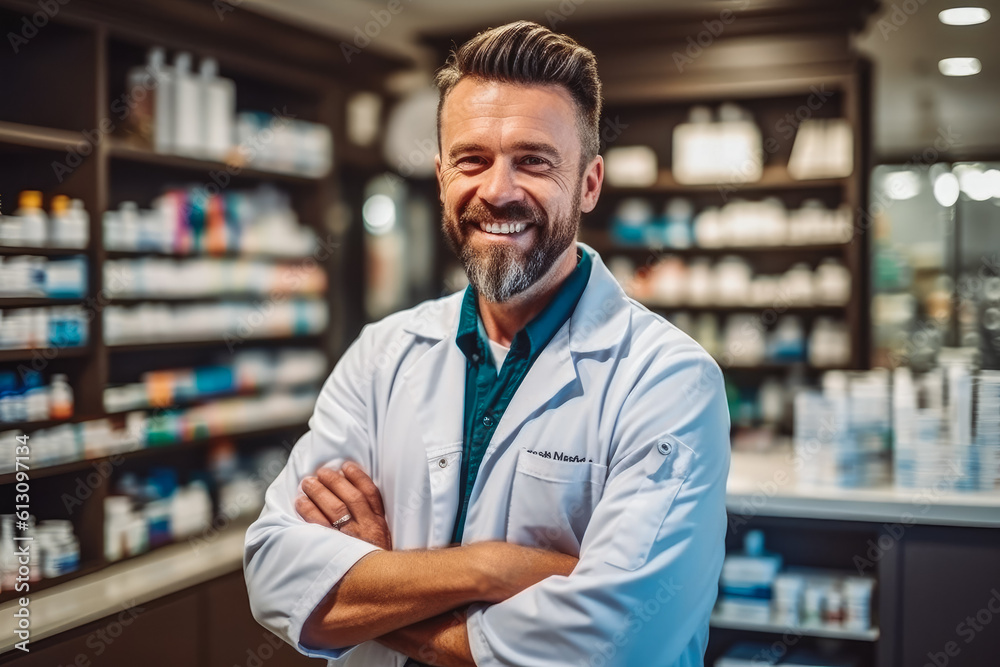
[{"xmin": 477, "ymin": 160, "xmax": 524, "ymax": 208}]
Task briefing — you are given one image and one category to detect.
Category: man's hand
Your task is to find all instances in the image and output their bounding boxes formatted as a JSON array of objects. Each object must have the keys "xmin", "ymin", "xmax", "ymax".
[{"xmin": 296, "ymin": 461, "xmax": 392, "ymax": 551}]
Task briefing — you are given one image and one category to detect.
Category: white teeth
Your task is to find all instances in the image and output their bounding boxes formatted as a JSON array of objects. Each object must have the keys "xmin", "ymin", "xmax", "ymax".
[{"xmin": 478, "ymin": 222, "xmax": 529, "ymax": 234}]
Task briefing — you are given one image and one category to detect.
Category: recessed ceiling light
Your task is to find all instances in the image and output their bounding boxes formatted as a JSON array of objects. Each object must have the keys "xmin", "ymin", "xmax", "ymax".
[
  {"xmin": 939, "ymin": 57, "xmax": 982, "ymax": 76},
  {"xmin": 939, "ymin": 7, "xmax": 991, "ymax": 25}
]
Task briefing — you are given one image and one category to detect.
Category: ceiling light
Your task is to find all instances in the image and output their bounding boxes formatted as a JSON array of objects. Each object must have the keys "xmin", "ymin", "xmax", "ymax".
[
  {"xmin": 939, "ymin": 57, "xmax": 982, "ymax": 76},
  {"xmin": 938, "ymin": 7, "xmax": 991, "ymax": 25},
  {"xmin": 933, "ymin": 172, "xmax": 960, "ymax": 207}
]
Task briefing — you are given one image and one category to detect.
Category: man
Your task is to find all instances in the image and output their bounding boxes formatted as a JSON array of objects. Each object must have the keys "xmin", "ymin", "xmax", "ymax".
[{"xmin": 244, "ymin": 20, "xmax": 730, "ymax": 667}]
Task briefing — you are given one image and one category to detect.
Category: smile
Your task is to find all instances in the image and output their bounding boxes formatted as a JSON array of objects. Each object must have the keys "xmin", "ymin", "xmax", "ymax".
[{"xmin": 477, "ymin": 222, "xmax": 529, "ymax": 235}]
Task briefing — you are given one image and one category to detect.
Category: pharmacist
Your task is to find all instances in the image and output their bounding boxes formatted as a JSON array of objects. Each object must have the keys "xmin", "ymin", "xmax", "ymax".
[{"xmin": 244, "ymin": 20, "xmax": 730, "ymax": 667}]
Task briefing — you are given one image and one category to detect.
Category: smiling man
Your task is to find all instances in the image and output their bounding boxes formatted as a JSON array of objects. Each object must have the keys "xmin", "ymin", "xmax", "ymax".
[{"xmin": 244, "ymin": 21, "xmax": 730, "ymax": 667}]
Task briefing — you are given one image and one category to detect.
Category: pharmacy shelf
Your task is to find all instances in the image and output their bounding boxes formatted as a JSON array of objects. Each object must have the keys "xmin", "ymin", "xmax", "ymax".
[
  {"xmin": 0, "ymin": 297, "xmax": 85, "ymax": 307},
  {"xmin": 0, "ymin": 120, "xmax": 84, "ymax": 152},
  {"xmin": 709, "ymin": 613, "xmax": 879, "ymax": 641},
  {"xmin": 0, "ymin": 346, "xmax": 90, "ymax": 363},
  {"xmin": 642, "ymin": 302, "xmax": 847, "ymax": 315},
  {"xmin": 0, "ymin": 246, "xmax": 87, "ymax": 257},
  {"xmin": 727, "ymin": 451, "xmax": 1000, "ymax": 528},
  {"xmin": 104, "ymin": 380, "xmax": 323, "ymax": 415},
  {"xmin": 0, "ymin": 418, "xmax": 71, "ymax": 433},
  {"xmin": 581, "ymin": 232, "xmax": 850, "ymax": 258},
  {"xmin": 108, "ymin": 294, "xmax": 324, "ymax": 305},
  {"xmin": 717, "ymin": 361, "xmax": 843, "ymax": 373},
  {"xmin": 107, "ymin": 334, "xmax": 322, "ymax": 353},
  {"xmin": 0, "ymin": 524, "xmax": 248, "ymax": 652},
  {"xmin": 106, "ymin": 142, "xmax": 322, "ymax": 185},
  {"xmin": 601, "ymin": 164, "xmax": 849, "ymax": 195},
  {"xmin": 105, "ymin": 249, "xmax": 317, "ymax": 260},
  {"xmin": 0, "ymin": 420, "xmax": 309, "ymax": 485}
]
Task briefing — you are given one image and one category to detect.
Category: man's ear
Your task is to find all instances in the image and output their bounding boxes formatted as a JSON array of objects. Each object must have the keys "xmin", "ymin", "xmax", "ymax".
[
  {"xmin": 579, "ymin": 154, "xmax": 604, "ymax": 214},
  {"xmin": 435, "ymin": 154, "xmax": 444, "ymax": 204}
]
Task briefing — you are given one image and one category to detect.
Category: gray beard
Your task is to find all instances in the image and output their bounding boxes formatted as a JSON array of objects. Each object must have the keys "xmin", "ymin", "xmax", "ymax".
[{"xmin": 460, "ymin": 241, "xmax": 553, "ymax": 303}]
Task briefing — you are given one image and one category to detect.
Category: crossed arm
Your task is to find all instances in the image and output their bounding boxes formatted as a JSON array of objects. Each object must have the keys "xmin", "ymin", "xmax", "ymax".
[{"xmin": 295, "ymin": 463, "xmax": 578, "ymax": 667}]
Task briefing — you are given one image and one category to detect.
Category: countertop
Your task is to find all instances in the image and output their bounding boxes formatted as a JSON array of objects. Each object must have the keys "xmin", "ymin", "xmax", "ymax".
[
  {"xmin": 0, "ymin": 526, "xmax": 246, "ymax": 654},
  {"xmin": 727, "ymin": 450, "xmax": 1000, "ymax": 528}
]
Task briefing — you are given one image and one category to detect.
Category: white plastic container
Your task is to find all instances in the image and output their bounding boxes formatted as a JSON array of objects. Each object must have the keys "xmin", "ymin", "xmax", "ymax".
[{"xmin": 199, "ymin": 58, "xmax": 235, "ymax": 159}]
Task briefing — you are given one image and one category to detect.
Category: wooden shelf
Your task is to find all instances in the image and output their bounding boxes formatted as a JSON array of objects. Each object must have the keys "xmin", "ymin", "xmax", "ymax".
[
  {"xmin": 106, "ymin": 142, "xmax": 322, "ymax": 185},
  {"xmin": 0, "ymin": 120, "xmax": 84, "ymax": 152},
  {"xmin": 0, "ymin": 297, "xmax": 85, "ymax": 307},
  {"xmin": 0, "ymin": 420, "xmax": 309, "ymax": 485},
  {"xmin": 718, "ymin": 362, "xmax": 844, "ymax": 374},
  {"xmin": 107, "ymin": 334, "xmax": 322, "ymax": 353},
  {"xmin": 582, "ymin": 232, "xmax": 849, "ymax": 258},
  {"xmin": 108, "ymin": 294, "xmax": 323, "ymax": 305},
  {"xmin": 0, "ymin": 418, "xmax": 74, "ymax": 433},
  {"xmin": 0, "ymin": 246, "xmax": 88, "ymax": 257},
  {"xmin": 641, "ymin": 302, "xmax": 847, "ymax": 315},
  {"xmin": 105, "ymin": 249, "xmax": 315, "ymax": 260},
  {"xmin": 603, "ymin": 165, "xmax": 849, "ymax": 196},
  {"xmin": 0, "ymin": 346, "xmax": 89, "ymax": 363},
  {"xmin": 710, "ymin": 612, "xmax": 879, "ymax": 641}
]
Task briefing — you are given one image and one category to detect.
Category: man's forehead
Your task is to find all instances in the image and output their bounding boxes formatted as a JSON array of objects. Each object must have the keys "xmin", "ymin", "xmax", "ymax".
[{"xmin": 439, "ymin": 79, "xmax": 579, "ymax": 145}]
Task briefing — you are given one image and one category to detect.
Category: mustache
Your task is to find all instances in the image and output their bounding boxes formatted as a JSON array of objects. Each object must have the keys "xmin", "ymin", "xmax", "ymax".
[{"xmin": 459, "ymin": 201, "xmax": 545, "ymax": 227}]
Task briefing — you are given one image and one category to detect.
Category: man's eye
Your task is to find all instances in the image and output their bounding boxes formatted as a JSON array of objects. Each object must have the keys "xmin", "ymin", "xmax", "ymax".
[
  {"xmin": 456, "ymin": 156, "xmax": 485, "ymax": 167},
  {"xmin": 520, "ymin": 156, "xmax": 549, "ymax": 167}
]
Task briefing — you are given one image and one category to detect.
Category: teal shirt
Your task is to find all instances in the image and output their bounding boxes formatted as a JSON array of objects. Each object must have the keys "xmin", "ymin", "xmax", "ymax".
[{"xmin": 451, "ymin": 245, "xmax": 593, "ymax": 543}]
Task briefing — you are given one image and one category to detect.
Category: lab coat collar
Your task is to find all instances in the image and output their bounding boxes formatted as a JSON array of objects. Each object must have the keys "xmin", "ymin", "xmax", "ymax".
[{"xmin": 401, "ymin": 242, "xmax": 632, "ymax": 354}]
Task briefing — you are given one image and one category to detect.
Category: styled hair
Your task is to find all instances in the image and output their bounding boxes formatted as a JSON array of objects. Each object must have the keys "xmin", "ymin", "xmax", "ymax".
[{"xmin": 434, "ymin": 20, "xmax": 603, "ymax": 168}]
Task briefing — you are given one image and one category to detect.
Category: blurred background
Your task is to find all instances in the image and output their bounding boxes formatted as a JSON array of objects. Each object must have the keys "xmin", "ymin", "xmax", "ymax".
[{"xmin": 0, "ymin": 0, "xmax": 998, "ymax": 665}]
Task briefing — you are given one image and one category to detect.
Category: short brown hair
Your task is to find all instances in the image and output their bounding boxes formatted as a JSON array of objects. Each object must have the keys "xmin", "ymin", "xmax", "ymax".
[{"xmin": 435, "ymin": 20, "xmax": 603, "ymax": 168}]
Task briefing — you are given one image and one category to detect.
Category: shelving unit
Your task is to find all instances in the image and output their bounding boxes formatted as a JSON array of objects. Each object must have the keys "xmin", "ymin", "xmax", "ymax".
[
  {"xmin": 709, "ymin": 613, "xmax": 880, "ymax": 642},
  {"xmin": 0, "ymin": 0, "xmax": 402, "ymax": 617}
]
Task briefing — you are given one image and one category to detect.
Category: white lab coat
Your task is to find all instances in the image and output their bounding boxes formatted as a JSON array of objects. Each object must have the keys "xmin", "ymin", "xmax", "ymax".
[{"xmin": 244, "ymin": 243, "xmax": 731, "ymax": 667}]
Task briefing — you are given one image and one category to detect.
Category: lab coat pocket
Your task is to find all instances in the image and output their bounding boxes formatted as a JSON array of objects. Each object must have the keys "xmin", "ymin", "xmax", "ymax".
[
  {"xmin": 425, "ymin": 442, "xmax": 464, "ymax": 546},
  {"xmin": 604, "ymin": 434, "xmax": 694, "ymax": 572},
  {"xmin": 506, "ymin": 451, "xmax": 607, "ymax": 557}
]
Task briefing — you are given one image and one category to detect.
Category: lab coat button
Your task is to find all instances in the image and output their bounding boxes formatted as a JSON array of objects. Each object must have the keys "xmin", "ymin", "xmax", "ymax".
[
  {"xmin": 656, "ymin": 440, "xmax": 672, "ymax": 455},
  {"xmin": 482, "ymin": 414, "xmax": 494, "ymax": 427},
  {"xmin": 438, "ymin": 458, "xmax": 448, "ymax": 468}
]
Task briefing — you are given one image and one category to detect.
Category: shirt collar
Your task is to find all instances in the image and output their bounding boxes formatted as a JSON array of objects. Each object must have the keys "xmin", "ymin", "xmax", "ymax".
[{"xmin": 456, "ymin": 246, "xmax": 592, "ymax": 364}]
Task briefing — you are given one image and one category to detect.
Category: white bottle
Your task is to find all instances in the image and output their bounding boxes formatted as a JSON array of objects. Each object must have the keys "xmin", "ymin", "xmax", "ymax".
[
  {"xmin": 199, "ymin": 58, "xmax": 235, "ymax": 160},
  {"xmin": 172, "ymin": 52, "xmax": 200, "ymax": 155},
  {"xmin": 15, "ymin": 191, "xmax": 47, "ymax": 247},
  {"xmin": 48, "ymin": 374, "xmax": 73, "ymax": 420},
  {"xmin": 149, "ymin": 48, "xmax": 175, "ymax": 153},
  {"xmin": 66, "ymin": 199, "xmax": 90, "ymax": 249},
  {"xmin": 0, "ymin": 515, "xmax": 17, "ymax": 590}
]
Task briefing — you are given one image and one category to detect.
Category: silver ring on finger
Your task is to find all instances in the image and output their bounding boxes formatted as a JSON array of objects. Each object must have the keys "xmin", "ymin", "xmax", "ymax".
[{"xmin": 331, "ymin": 513, "xmax": 352, "ymax": 529}]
